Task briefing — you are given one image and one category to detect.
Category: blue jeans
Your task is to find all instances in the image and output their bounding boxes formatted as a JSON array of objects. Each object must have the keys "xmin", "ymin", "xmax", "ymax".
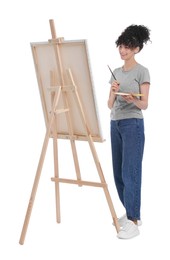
[{"xmin": 110, "ymin": 118, "xmax": 145, "ymax": 221}]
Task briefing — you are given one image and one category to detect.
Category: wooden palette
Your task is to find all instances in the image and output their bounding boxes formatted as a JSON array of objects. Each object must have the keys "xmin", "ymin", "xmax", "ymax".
[{"xmin": 114, "ymin": 92, "xmax": 144, "ymax": 97}]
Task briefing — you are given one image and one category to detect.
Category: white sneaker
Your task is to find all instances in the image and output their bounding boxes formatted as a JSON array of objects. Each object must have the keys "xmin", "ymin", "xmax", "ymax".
[
  {"xmin": 117, "ymin": 220, "xmax": 140, "ymax": 239},
  {"xmin": 113, "ymin": 214, "xmax": 142, "ymax": 227}
]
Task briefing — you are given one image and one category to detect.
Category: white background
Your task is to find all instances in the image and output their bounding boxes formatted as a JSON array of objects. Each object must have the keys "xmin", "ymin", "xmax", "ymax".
[{"xmin": 1, "ymin": 0, "xmax": 170, "ymax": 259}]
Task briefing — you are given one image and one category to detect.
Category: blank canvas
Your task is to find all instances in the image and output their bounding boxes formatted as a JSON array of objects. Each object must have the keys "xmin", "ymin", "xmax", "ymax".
[{"xmin": 31, "ymin": 39, "xmax": 104, "ymax": 142}]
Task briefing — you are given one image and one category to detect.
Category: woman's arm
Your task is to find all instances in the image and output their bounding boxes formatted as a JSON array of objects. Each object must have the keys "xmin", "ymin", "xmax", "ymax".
[
  {"xmin": 107, "ymin": 81, "xmax": 120, "ymax": 109},
  {"xmin": 122, "ymin": 82, "xmax": 150, "ymax": 110},
  {"xmin": 134, "ymin": 82, "xmax": 150, "ymax": 110}
]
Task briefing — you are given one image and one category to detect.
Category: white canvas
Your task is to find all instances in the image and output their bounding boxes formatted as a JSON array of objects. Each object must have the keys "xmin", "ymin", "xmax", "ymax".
[{"xmin": 31, "ymin": 39, "xmax": 104, "ymax": 142}]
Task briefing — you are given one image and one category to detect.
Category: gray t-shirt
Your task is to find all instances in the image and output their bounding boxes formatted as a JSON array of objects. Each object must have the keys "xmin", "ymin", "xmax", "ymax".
[{"xmin": 109, "ymin": 63, "xmax": 150, "ymax": 120}]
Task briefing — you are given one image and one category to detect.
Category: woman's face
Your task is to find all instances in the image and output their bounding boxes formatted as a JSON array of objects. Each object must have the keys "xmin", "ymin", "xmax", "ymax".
[{"xmin": 118, "ymin": 44, "xmax": 139, "ymax": 61}]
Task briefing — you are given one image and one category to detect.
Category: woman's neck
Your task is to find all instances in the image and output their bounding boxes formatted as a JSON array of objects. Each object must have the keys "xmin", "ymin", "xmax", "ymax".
[{"xmin": 123, "ymin": 60, "xmax": 137, "ymax": 71}]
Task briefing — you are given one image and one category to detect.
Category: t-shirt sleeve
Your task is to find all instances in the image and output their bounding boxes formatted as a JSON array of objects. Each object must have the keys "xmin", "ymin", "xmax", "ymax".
[{"xmin": 139, "ymin": 67, "xmax": 150, "ymax": 85}]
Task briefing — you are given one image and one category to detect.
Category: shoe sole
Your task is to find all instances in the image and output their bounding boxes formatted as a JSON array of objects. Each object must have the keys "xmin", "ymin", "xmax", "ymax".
[
  {"xmin": 117, "ymin": 230, "xmax": 140, "ymax": 239},
  {"xmin": 113, "ymin": 219, "xmax": 142, "ymax": 227}
]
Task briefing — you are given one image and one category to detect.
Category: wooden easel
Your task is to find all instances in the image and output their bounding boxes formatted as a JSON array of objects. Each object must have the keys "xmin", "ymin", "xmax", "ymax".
[{"xmin": 19, "ymin": 19, "xmax": 120, "ymax": 245}]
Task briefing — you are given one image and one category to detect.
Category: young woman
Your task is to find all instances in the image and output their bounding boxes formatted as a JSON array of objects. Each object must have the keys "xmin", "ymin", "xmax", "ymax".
[{"xmin": 108, "ymin": 25, "xmax": 151, "ymax": 239}]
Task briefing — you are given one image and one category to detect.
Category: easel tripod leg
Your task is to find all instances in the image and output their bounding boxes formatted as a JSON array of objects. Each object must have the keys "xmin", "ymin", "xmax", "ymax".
[
  {"xmin": 69, "ymin": 139, "xmax": 82, "ymax": 183},
  {"xmin": 62, "ymin": 90, "xmax": 82, "ymax": 183},
  {"xmin": 19, "ymin": 88, "xmax": 61, "ymax": 245},
  {"xmin": 53, "ymin": 136, "xmax": 61, "ymax": 223},
  {"xmin": 19, "ymin": 128, "xmax": 51, "ymax": 245},
  {"xmin": 67, "ymin": 69, "xmax": 120, "ymax": 233},
  {"xmin": 103, "ymin": 187, "xmax": 120, "ymax": 232},
  {"xmin": 88, "ymin": 138, "xmax": 120, "ymax": 232}
]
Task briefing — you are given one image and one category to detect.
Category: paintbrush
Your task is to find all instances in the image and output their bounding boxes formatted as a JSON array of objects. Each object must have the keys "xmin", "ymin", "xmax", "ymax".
[{"xmin": 107, "ymin": 65, "xmax": 117, "ymax": 80}]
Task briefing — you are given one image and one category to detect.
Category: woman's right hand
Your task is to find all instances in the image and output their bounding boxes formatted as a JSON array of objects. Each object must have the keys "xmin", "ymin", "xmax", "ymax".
[
  {"xmin": 111, "ymin": 81, "xmax": 120, "ymax": 92},
  {"xmin": 108, "ymin": 81, "xmax": 120, "ymax": 109}
]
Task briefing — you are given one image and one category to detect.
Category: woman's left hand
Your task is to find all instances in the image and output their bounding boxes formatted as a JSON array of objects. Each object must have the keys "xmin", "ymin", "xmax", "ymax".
[{"xmin": 122, "ymin": 94, "xmax": 137, "ymax": 103}]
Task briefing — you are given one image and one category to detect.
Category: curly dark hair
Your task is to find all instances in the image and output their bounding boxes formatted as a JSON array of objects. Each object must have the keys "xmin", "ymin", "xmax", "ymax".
[{"xmin": 115, "ymin": 24, "xmax": 151, "ymax": 51}]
